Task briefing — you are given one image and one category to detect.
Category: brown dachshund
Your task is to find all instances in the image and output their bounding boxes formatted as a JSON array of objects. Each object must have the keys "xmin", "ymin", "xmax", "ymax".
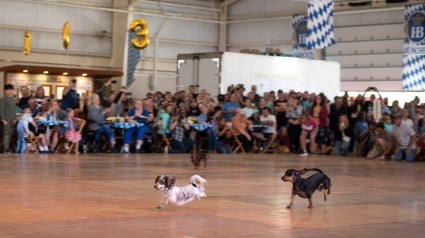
[{"xmin": 191, "ymin": 151, "xmax": 208, "ymax": 169}]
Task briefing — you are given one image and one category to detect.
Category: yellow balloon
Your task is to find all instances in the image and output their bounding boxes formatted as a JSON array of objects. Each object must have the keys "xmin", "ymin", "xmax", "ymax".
[
  {"xmin": 62, "ymin": 21, "xmax": 70, "ymax": 49},
  {"xmin": 129, "ymin": 19, "xmax": 150, "ymax": 49},
  {"xmin": 23, "ymin": 30, "xmax": 31, "ymax": 55}
]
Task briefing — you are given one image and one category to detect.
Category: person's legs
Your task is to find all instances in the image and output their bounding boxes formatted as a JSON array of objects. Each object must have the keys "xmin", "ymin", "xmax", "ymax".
[
  {"xmin": 171, "ymin": 139, "xmax": 185, "ymax": 153},
  {"xmin": 135, "ymin": 127, "xmax": 148, "ymax": 151},
  {"xmin": 394, "ymin": 149, "xmax": 405, "ymax": 161},
  {"xmin": 405, "ymin": 148, "xmax": 416, "ymax": 162},
  {"xmin": 123, "ymin": 127, "xmax": 135, "ymax": 152}
]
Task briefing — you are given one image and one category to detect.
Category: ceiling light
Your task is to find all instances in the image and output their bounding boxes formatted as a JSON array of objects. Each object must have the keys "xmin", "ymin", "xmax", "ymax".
[
  {"xmin": 23, "ymin": 69, "xmax": 28, "ymax": 73},
  {"xmin": 43, "ymin": 70, "xmax": 49, "ymax": 74},
  {"xmin": 82, "ymin": 73, "xmax": 88, "ymax": 77},
  {"xmin": 63, "ymin": 72, "xmax": 69, "ymax": 76}
]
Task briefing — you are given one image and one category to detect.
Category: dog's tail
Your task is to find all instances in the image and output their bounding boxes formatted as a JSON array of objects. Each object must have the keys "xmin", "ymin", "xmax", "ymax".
[
  {"xmin": 190, "ymin": 174, "xmax": 207, "ymax": 186},
  {"xmin": 300, "ymin": 168, "xmax": 324, "ymax": 175}
]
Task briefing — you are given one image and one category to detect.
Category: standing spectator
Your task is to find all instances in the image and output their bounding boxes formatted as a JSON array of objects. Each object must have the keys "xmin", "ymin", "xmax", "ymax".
[
  {"xmin": 329, "ymin": 96, "xmax": 349, "ymax": 145},
  {"xmin": 286, "ymin": 96, "xmax": 303, "ymax": 153},
  {"xmin": 61, "ymin": 79, "xmax": 79, "ymax": 110},
  {"xmin": 197, "ymin": 103, "xmax": 217, "ymax": 153},
  {"xmin": 299, "ymin": 112, "xmax": 318, "ymax": 156},
  {"xmin": 310, "ymin": 93, "xmax": 332, "ymax": 155},
  {"xmin": 18, "ymin": 85, "xmax": 32, "ymax": 109},
  {"xmin": 16, "ymin": 105, "xmax": 38, "ymax": 154},
  {"xmin": 34, "ymin": 86, "xmax": 48, "ymax": 108},
  {"xmin": 392, "ymin": 115, "xmax": 417, "ymax": 162},
  {"xmin": 0, "ymin": 84, "xmax": 17, "ymax": 153},
  {"xmin": 274, "ymin": 90, "xmax": 288, "ymax": 130}
]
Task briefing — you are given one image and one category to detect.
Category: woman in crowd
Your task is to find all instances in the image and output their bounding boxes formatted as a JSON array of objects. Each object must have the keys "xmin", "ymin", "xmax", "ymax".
[
  {"xmin": 87, "ymin": 94, "xmax": 116, "ymax": 152},
  {"xmin": 197, "ymin": 103, "xmax": 217, "ymax": 153},
  {"xmin": 299, "ymin": 112, "xmax": 318, "ymax": 156},
  {"xmin": 231, "ymin": 108, "xmax": 253, "ymax": 152},
  {"xmin": 47, "ymin": 100, "xmax": 66, "ymax": 150},
  {"xmin": 333, "ymin": 114, "xmax": 352, "ymax": 156},
  {"xmin": 122, "ymin": 98, "xmax": 153, "ymax": 153},
  {"xmin": 310, "ymin": 93, "xmax": 332, "ymax": 155}
]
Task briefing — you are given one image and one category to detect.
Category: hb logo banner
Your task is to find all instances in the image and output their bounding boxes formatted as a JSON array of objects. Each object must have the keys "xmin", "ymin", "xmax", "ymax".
[
  {"xmin": 402, "ymin": 4, "xmax": 425, "ymax": 90},
  {"xmin": 404, "ymin": 4, "xmax": 425, "ymax": 54},
  {"xmin": 291, "ymin": 14, "xmax": 314, "ymax": 59}
]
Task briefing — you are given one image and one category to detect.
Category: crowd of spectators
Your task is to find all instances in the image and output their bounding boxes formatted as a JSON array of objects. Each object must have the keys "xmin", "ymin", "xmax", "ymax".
[{"xmin": 1, "ymin": 80, "xmax": 424, "ymax": 162}]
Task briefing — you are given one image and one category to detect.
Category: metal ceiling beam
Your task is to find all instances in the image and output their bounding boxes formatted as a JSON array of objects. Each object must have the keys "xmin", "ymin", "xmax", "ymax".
[{"xmin": 137, "ymin": 0, "xmax": 221, "ymax": 12}]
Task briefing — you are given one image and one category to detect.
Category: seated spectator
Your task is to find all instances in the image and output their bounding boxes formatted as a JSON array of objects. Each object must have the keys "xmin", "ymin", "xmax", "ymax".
[
  {"xmin": 47, "ymin": 100, "xmax": 67, "ymax": 150},
  {"xmin": 122, "ymin": 98, "xmax": 153, "ymax": 153},
  {"xmin": 156, "ymin": 103, "xmax": 173, "ymax": 137},
  {"xmin": 333, "ymin": 115, "xmax": 352, "ymax": 156},
  {"xmin": 259, "ymin": 107, "xmax": 277, "ymax": 152},
  {"xmin": 231, "ymin": 108, "xmax": 253, "ymax": 152},
  {"xmin": 366, "ymin": 122, "xmax": 396, "ymax": 160},
  {"xmin": 169, "ymin": 114, "xmax": 195, "ymax": 153},
  {"xmin": 87, "ymin": 94, "xmax": 116, "ymax": 152},
  {"xmin": 197, "ymin": 103, "xmax": 217, "ymax": 153},
  {"xmin": 392, "ymin": 115, "xmax": 417, "ymax": 162},
  {"xmin": 215, "ymin": 116, "xmax": 232, "ymax": 154},
  {"xmin": 358, "ymin": 121, "xmax": 378, "ymax": 157},
  {"xmin": 299, "ymin": 112, "xmax": 318, "ymax": 156}
]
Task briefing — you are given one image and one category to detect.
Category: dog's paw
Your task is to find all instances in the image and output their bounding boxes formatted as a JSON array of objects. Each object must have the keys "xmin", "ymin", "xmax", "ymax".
[
  {"xmin": 157, "ymin": 204, "xmax": 165, "ymax": 209},
  {"xmin": 308, "ymin": 205, "xmax": 313, "ymax": 209},
  {"xmin": 286, "ymin": 205, "xmax": 292, "ymax": 209}
]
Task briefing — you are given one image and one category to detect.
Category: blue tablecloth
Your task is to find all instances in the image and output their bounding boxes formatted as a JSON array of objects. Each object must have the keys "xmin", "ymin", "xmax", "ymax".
[
  {"xmin": 110, "ymin": 122, "xmax": 145, "ymax": 129},
  {"xmin": 191, "ymin": 124, "xmax": 212, "ymax": 132},
  {"xmin": 37, "ymin": 120, "xmax": 69, "ymax": 128}
]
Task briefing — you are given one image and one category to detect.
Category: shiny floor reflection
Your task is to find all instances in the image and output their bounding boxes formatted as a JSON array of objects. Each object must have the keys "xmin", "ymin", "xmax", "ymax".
[{"xmin": 0, "ymin": 153, "xmax": 424, "ymax": 238}]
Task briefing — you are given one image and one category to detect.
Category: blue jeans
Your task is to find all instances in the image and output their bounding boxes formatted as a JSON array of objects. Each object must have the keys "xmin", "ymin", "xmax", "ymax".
[
  {"xmin": 124, "ymin": 126, "xmax": 150, "ymax": 144},
  {"xmin": 202, "ymin": 128, "xmax": 217, "ymax": 151},
  {"xmin": 395, "ymin": 148, "xmax": 416, "ymax": 162},
  {"xmin": 94, "ymin": 124, "xmax": 115, "ymax": 147},
  {"xmin": 171, "ymin": 138, "xmax": 195, "ymax": 153},
  {"xmin": 333, "ymin": 140, "xmax": 350, "ymax": 156}
]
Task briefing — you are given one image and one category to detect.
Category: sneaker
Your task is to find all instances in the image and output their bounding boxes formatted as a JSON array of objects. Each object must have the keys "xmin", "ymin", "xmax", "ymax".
[{"xmin": 300, "ymin": 152, "xmax": 308, "ymax": 157}]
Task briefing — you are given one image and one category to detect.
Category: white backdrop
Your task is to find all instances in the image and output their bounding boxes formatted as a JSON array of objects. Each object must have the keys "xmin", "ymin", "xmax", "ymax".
[{"xmin": 221, "ymin": 52, "xmax": 341, "ymax": 100}]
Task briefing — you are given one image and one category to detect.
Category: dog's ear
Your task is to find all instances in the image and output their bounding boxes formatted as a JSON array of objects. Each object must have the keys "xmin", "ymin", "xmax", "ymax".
[
  {"xmin": 298, "ymin": 168, "xmax": 307, "ymax": 175},
  {"xmin": 166, "ymin": 176, "xmax": 176, "ymax": 187}
]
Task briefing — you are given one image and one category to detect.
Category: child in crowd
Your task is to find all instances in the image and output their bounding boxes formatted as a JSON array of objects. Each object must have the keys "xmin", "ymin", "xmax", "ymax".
[
  {"xmin": 16, "ymin": 106, "xmax": 38, "ymax": 153},
  {"xmin": 274, "ymin": 126, "xmax": 290, "ymax": 153},
  {"xmin": 63, "ymin": 108, "xmax": 83, "ymax": 154}
]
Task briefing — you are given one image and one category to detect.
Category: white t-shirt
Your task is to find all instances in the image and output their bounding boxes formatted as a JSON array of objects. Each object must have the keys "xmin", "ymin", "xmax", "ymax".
[{"xmin": 260, "ymin": 114, "xmax": 277, "ymax": 134}]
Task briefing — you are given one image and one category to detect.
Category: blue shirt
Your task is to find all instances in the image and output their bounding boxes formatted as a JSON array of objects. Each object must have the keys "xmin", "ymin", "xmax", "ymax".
[{"xmin": 222, "ymin": 102, "xmax": 240, "ymax": 122}]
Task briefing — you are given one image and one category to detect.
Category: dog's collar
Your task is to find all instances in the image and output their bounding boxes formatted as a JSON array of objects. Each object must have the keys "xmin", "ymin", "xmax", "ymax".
[{"xmin": 191, "ymin": 183, "xmax": 197, "ymax": 188}]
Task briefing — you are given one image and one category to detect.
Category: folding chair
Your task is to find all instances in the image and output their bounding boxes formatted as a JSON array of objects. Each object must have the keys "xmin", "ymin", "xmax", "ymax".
[
  {"xmin": 231, "ymin": 131, "xmax": 245, "ymax": 153},
  {"xmin": 154, "ymin": 120, "xmax": 172, "ymax": 153}
]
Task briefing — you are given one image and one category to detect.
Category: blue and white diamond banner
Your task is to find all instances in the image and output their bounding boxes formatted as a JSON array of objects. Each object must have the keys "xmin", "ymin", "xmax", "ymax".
[
  {"xmin": 402, "ymin": 4, "xmax": 425, "ymax": 90},
  {"xmin": 306, "ymin": 0, "xmax": 336, "ymax": 49}
]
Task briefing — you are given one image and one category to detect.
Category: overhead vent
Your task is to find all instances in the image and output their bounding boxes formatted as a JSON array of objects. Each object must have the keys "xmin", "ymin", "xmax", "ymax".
[
  {"xmin": 386, "ymin": 0, "xmax": 408, "ymax": 3},
  {"xmin": 348, "ymin": 1, "xmax": 372, "ymax": 7}
]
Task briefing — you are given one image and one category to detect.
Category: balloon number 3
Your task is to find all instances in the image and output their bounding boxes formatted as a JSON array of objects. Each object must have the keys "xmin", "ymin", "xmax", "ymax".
[{"xmin": 129, "ymin": 19, "xmax": 150, "ymax": 50}]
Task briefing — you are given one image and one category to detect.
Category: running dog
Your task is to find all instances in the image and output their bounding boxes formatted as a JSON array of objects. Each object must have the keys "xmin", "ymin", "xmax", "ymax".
[
  {"xmin": 154, "ymin": 174, "xmax": 207, "ymax": 209},
  {"xmin": 281, "ymin": 168, "xmax": 331, "ymax": 209},
  {"xmin": 191, "ymin": 151, "xmax": 208, "ymax": 169}
]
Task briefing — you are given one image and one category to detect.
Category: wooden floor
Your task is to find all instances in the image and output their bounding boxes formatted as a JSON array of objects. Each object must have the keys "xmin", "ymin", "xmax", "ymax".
[{"xmin": 0, "ymin": 152, "xmax": 424, "ymax": 238}]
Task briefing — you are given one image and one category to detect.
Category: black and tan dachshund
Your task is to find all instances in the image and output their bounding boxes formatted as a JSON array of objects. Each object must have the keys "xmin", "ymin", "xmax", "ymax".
[{"xmin": 281, "ymin": 168, "xmax": 331, "ymax": 209}]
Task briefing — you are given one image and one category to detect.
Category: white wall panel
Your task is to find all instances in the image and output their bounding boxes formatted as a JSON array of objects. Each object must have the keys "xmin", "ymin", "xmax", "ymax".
[
  {"xmin": 327, "ymin": 54, "xmax": 402, "ymax": 67},
  {"xmin": 340, "ymin": 67, "xmax": 402, "ymax": 80},
  {"xmin": 327, "ymin": 40, "xmax": 403, "ymax": 55}
]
